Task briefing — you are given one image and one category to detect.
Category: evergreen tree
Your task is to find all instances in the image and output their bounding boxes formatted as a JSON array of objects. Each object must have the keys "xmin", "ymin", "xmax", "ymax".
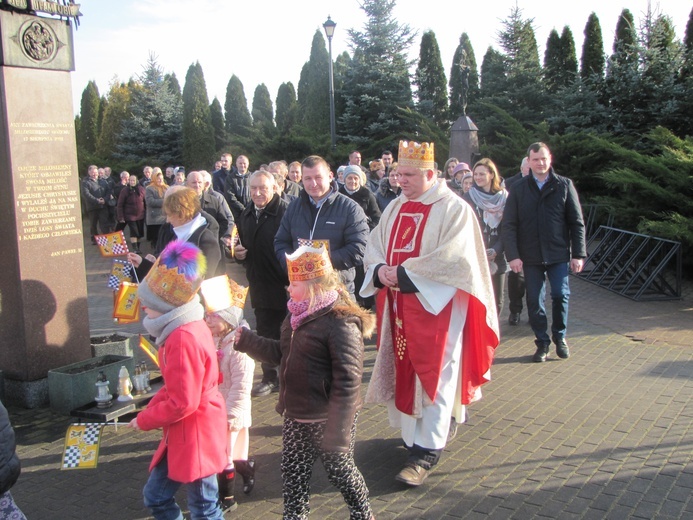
[
  {"xmin": 115, "ymin": 54, "xmax": 183, "ymax": 165},
  {"xmin": 296, "ymin": 30, "xmax": 330, "ymax": 134},
  {"xmin": 496, "ymin": 6, "xmax": 543, "ymax": 123},
  {"xmin": 275, "ymin": 82, "xmax": 297, "ymax": 134},
  {"xmin": 333, "ymin": 51, "xmax": 352, "ymax": 124},
  {"xmin": 97, "ymin": 81, "xmax": 131, "ymax": 159},
  {"xmin": 449, "ymin": 33, "xmax": 479, "ymax": 120},
  {"xmin": 182, "ymin": 62, "xmax": 215, "ymax": 170},
  {"xmin": 560, "ymin": 27, "xmax": 579, "ymax": 81},
  {"xmin": 580, "ymin": 13, "xmax": 605, "ymax": 80},
  {"xmin": 209, "ymin": 96, "xmax": 226, "ymax": 153},
  {"xmin": 77, "ymin": 81, "xmax": 100, "ymax": 154},
  {"xmin": 96, "ymin": 95, "xmax": 107, "ymax": 144},
  {"xmin": 224, "ymin": 74, "xmax": 252, "ymax": 136},
  {"xmin": 340, "ymin": 0, "xmax": 415, "ymax": 149},
  {"xmin": 251, "ymin": 83, "xmax": 274, "ymax": 129},
  {"xmin": 165, "ymin": 72, "xmax": 182, "ymax": 99},
  {"xmin": 479, "ymin": 47, "xmax": 507, "ymax": 98},
  {"xmin": 543, "ymin": 29, "xmax": 563, "ymax": 93},
  {"xmin": 414, "ymin": 31, "xmax": 449, "ymax": 127}
]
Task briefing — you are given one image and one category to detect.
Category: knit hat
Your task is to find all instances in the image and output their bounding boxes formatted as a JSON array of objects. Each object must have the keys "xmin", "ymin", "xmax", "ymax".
[
  {"xmin": 200, "ymin": 275, "xmax": 248, "ymax": 328},
  {"xmin": 343, "ymin": 165, "xmax": 366, "ymax": 185},
  {"xmin": 137, "ymin": 240, "xmax": 207, "ymax": 313},
  {"xmin": 452, "ymin": 162, "xmax": 471, "ymax": 175}
]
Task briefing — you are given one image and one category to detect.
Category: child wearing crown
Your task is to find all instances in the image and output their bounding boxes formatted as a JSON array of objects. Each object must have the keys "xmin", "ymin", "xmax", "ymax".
[
  {"xmin": 235, "ymin": 245, "xmax": 375, "ymax": 519},
  {"xmin": 128, "ymin": 240, "xmax": 228, "ymax": 520},
  {"xmin": 200, "ymin": 276, "xmax": 256, "ymax": 512}
]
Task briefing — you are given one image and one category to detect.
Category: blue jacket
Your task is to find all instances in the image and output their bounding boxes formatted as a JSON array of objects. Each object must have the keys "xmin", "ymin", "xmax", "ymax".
[
  {"xmin": 502, "ymin": 169, "xmax": 586, "ymax": 266},
  {"xmin": 274, "ymin": 180, "xmax": 369, "ymax": 294}
]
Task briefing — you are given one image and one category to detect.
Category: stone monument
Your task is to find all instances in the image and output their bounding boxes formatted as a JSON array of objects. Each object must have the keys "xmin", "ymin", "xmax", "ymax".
[
  {"xmin": 0, "ymin": 1, "xmax": 88, "ymax": 407},
  {"xmin": 449, "ymin": 56, "xmax": 479, "ymax": 166}
]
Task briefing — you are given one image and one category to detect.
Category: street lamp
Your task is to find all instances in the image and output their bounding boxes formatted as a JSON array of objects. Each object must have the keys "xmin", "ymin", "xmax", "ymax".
[{"xmin": 323, "ymin": 15, "xmax": 337, "ymax": 151}]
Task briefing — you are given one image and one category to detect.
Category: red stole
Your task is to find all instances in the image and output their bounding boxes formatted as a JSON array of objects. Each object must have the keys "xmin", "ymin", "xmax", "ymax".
[{"xmin": 376, "ymin": 201, "xmax": 453, "ymax": 415}]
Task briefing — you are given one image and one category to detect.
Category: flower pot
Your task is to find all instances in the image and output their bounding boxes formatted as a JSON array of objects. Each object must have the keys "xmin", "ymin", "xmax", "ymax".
[
  {"xmin": 48, "ymin": 355, "xmax": 135, "ymax": 414},
  {"xmin": 90, "ymin": 333, "xmax": 135, "ymax": 358}
]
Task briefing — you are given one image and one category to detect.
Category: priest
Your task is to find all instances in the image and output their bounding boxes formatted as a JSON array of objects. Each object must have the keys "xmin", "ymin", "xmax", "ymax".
[{"xmin": 361, "ymin": 140, "xmax": 500, "ymax": 486}]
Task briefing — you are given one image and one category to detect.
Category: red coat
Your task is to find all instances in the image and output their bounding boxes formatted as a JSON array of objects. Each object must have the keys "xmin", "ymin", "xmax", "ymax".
[
  {"xmin": 116, "ymin": 184, "xmax": 146, "ymax": 222},
  {"xmin": 136, "ymin": 321, "xmax": 228, "ymax": 483}
]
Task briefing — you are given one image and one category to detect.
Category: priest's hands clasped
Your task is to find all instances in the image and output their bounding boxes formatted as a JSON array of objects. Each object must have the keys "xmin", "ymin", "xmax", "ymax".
[{"xmin": 378, "ymin": 265, "xmax": 399, "ymax": 288}]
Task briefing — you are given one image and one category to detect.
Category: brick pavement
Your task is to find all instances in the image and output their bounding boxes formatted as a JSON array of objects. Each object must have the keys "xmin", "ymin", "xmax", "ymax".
[{"xmin": 8, "ymin": 232, "xmax": 693, "ymax": 519}]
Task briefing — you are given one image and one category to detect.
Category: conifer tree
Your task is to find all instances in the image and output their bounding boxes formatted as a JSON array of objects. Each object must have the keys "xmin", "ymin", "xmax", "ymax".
[
  {"xmin": 165, "ymin": 73, "xmax": 182, "ymax": 99},
  {"xmin": 479, "ymin": 47, "xmax": 507, "ymax": 98},
  {"xmin": 296, "ymin": 30, "xmax": 330, "ymax": 134},
  {"xmin": 560, "ymin": 27, "xmax": 579, "ymax": 80},
  {"xmin": 251, "ymin": 83, "xmax": 274, "ymax": 129},
  {"xmin": 182, "ymin": 62, "xmax": 215, "ymax": 170},
  {"xmin": 209, "ymin": 97, "xmax": 226, "ymax": 153},
  {"xmin": 77, "ymin": 81, "xmax": 100, "ymax": 154},
  {"xmin": 340, "ymin": 0, "xmax": 415, "ymax": 148},
  {"xmin": 116, "ymin": 54, "xmax": 183, "ymax": 165},
  {"xmin": 414, "ymin": 31, "xmax": 449, "ymax": 127},
  {"xmin": 580, "ymin": 13, "xmax": 605, "ymax": 80},
  {"xmin": 275, "ymin": 82, "xmax": 297, "ymax": 134},
  {"xmin": 224, "ymin": 74, "xmax": 252, "ymax": 136},
  {"xmin": 543, "ymin": 29, "xmax": 563, "ymax": 93},
  {"xmin": 449, "ymin": 33, "xmax": 479, "ymax": 120},
  {"xmin": 333, "ymin": 51, "xmax": 352, "ymax": 123},
  {"xmin": 97, "ymin": 81, "xmax": 131, "ymax": 159}
]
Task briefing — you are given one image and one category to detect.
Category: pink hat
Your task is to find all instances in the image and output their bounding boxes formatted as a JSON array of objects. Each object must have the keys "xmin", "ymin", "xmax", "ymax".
[{"xmin": 452, "ymin": 162, "xmax": 471, "ymax": 175}]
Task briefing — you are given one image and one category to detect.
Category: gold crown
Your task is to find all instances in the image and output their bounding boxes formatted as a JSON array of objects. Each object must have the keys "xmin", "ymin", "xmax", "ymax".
[
  {"xmin": 200, "ymin": 275, "xmax": 249, "ymax": 313},
  {"xmin": 286, "ymin": 245, "xmax": 333, "ymax": 282},
  {"xmin": 398, "ymin": 140, "xmax": 435, "ymax": 169},
  {"xmin": 146, "ymin": 262, "xmax": 201, "ymax": 307}
]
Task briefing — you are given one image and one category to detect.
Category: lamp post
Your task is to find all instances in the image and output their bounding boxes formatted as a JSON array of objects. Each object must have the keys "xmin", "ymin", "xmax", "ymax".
[{"xmin": 323, "ymin": 15, "xmax": 337, "ymax": 151}]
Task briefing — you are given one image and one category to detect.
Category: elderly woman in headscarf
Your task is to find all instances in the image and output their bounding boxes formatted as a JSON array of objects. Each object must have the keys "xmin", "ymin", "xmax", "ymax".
[
  {"xmin": 129, "ymin": 186, "xmax": 221, "ymax": 279},
  {"xmin": 447, "ymin": 162, "xmax": 472, "ymax": 198},
  {"xmin": 463, "ymin": 158, "xmax": 509, "ymax": 315}
]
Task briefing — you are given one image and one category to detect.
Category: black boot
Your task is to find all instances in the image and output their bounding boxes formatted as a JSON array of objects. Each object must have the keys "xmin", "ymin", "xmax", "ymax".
[
  {"xmin": 234, "ymin": 458, "xmax": 256, "ymax": 495},
  {"xmin": 532, "ymin": 340, "xmax": 550, "ymax": 363},
  {"xmin": 217, "ymin": 469, "xmax": 237, "ymax": 512}
]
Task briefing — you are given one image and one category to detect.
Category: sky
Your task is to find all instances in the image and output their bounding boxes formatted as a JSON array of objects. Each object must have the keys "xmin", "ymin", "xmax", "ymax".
[{"xmin": 66, "ymin": 0, "xmax": 691, "ymax": 115}]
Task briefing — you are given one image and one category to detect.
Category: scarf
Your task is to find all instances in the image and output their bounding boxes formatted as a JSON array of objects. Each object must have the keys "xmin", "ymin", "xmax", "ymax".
[
  {"xmin": 288, "ymin": 290, "xmax": 339, "ymax": 330},
  {"xmin": 467, "ymin": 187, "xmax": 508, "ymax": 230},
  {"xmin": 143, "ymin": 296, "xmax": 204, "ymax": 345}
]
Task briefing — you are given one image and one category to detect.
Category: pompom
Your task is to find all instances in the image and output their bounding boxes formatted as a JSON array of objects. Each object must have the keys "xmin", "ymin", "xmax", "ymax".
[{"xmin": 159, "ymin": 240, "xmax": 207, "ymax": 282}]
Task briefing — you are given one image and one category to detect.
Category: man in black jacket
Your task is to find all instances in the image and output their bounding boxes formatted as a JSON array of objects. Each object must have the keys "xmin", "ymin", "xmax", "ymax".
[
  {"xmin": 502, "ymin": 143, "xmax": 586, "ymax": 362},
  {"xmin": 274, "ymin": 155, "xmax": 369, "ymax": 296},
  {"xmin": 235, "ymin": 170, "xmax": 290, "ymax": 396},
  {"xmin": 223, "ymin": 155, "xmax": 251, "ymax": 221}
]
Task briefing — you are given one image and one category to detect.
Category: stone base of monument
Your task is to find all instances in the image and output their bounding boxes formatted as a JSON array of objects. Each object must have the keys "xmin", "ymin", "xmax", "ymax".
[
  {"xmin": 4, "ymin": 378, "xmax": 49, "ymax": 409},
  {"xmin": 90, "ymin": 333, "xmax": 135, "ymax": 358},
  {"xmin": 48, "ymin": 355, "xmax": 135, "ymax": 414}
]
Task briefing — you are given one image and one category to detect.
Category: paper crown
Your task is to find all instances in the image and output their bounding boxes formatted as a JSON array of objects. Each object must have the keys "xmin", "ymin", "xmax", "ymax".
[
  {"xmin": 286, "ymin": 245, "xmax": 333, "ymax": 282},
  {"xmin": 144, "ymin": 240, "xmax": 206, "ymax": 307},
  {"xmin": 398, "ymin": 140, "xmax": 435, "ymax": 169},
  {"xmin": 200, "ymin": 275, "xmax": 249, "ymax": 313}
]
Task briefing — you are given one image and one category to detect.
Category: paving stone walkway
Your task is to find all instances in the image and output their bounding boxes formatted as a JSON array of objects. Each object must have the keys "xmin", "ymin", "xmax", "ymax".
[{"xmin": 8, "ymin": 233, "xmax": 692, "ymax": 519}]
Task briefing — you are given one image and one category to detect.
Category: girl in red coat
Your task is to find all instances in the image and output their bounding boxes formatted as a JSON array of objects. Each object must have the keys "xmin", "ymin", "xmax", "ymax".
[{"xmin": 129, "ymin": 240, "xmax": 227, "ymax": 520}]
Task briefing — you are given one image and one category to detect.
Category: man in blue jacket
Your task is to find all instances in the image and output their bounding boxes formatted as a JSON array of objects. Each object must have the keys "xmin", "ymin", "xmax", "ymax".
[
  {"xmin": 502, "ymin": 142, "xmax": 586, "ymax": 362},
  {"xmin": 274, "ymin": 155, "xmax": 369, "ymax": 296}
]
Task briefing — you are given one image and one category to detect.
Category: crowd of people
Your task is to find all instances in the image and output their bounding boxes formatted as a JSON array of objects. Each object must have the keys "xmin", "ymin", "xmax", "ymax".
[{"xmin": 77, "ymin": 139, "xmax": 586, "ymax": 519}]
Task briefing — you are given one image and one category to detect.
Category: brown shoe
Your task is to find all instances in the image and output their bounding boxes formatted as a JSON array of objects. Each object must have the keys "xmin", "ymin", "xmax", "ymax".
[{"xmin": 395, "ymin": 463, "xmax": 430, "ymax": 486}]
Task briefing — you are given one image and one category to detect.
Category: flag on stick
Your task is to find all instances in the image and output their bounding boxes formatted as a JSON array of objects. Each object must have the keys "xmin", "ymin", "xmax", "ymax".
[
  {"xmin": 61, "ymin": 423, "xmax": 105, "ymax": 470},
  {"xmin": 139, "ymin": 335, "xmax": 159, "ymax": 367},
  {"xmin": 113, "ymin": 282, "xmax": 140, "ymax": 321},
  {"xmin": 108, "ymin": 259, "xmax": 133, "ymax": 290},
  {"xmin": 95, "ymin": 231, "xmax": 129, "ymax": 257}
]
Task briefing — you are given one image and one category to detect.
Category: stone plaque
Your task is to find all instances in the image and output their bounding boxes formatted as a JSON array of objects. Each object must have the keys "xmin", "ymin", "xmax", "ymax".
[
  {"xmin": 0, "ymin": 10, "xmax": 75, "ymax": 71},
  {"xmin": 0, "ymin": 64, "xmax": 90, "ymax": 385}
]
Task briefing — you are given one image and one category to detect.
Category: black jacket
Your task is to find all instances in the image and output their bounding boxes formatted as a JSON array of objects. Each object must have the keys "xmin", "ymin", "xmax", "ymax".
[
  {"xmin": 200, "ymin": 190, "xmax": 235, "ymax": 238},
  {"xmin": 274, "ymin": 181, "xmax": 369, "ymax": 295},
  {"xmin": 502, "ymin": 169, "xmax": 586, "ymax": 266},
  {"xmin": 223, "ymin": 169, "xmax": 250, "ymax": 221},
  {"xmin": 81, "ymin": 177, "xmax": 112, "ymax": 211},
  {"xmin": 236, "ymin": 194, "xmax": 289, "ymax": 311},
  {"xmin": 236, "ymin": 297, "xmax": 374, "ymax": 452},
  {"xmin": 339, "ymin": 185, "xmax": 381, "ymax": 230},
  {"xmin": 0, "ymin": 400, "xmax": 21, "ymax": 495},
  {"xmin": 376, "ymin": 177, "xmax": 400, "ymax": 211}
]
